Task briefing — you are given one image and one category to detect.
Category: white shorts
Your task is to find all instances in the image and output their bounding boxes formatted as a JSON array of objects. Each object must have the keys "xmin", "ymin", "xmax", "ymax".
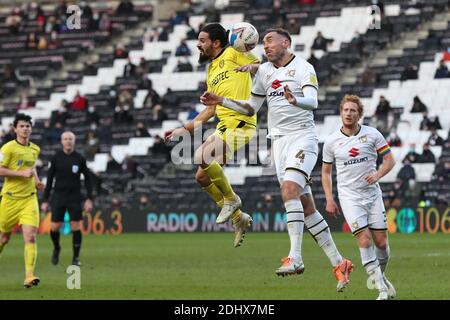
[
  {"xmin": 272, "ymin": 132, "xmax": 318, "ymax": 193},
  {"xmin": 339, "ymin": 194, "xmax": 387, "ymax": 234}
]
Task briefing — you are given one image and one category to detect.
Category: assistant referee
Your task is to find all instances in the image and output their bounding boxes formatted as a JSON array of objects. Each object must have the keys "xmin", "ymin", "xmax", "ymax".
[{"xmin": 41, "ymin": 131, "xmax": 93, "ymax": 266}]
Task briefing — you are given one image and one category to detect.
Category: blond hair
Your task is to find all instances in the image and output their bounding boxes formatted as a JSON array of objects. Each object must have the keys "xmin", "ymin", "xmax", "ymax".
[{"xmin": 339, "ymin": 94, "xmax": 364, "ymax": 118}]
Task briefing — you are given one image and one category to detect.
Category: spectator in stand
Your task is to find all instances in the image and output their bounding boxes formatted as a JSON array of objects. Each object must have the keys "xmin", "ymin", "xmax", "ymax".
[
  {"xmin": 434, "ymin": 59, "xmax": 450, "ymax": 78},
  {"xmin": 137, "ymin": 57, "xmax": 149, "ymax": 76},
  {"xmin": 427, "ymin": 128, "xmax": 444, "ymax": 146},
  {"xmin": 143, "ymin": 26, "xmax": 159, "ymax": 43},
  {"xmin": 114, "ymin": 102, "xmax": 133, "ymax": 124},
  {"xmin": 256, "ymin": 193, "xmax": 276, "ymax": 210},
  {"xmin": 48, "ymin": 31, "xmax": 61, "ymax": 50},
  {"xmin": 401, "ymin": 63, "xmax": 418, "ymax": 81},
  {"xmin": 116, "ymin": 0, "xmax": 134, "ymax": 15},
  {"xmin": 442, "ymin": 48, "xmax": 450, "ymax": 62},
  {"xmin": 6, "ymin": 7, "xmax": 22, "ymax": 34},
  {"xmin": 434, "ymin": 160, "xmax": 450, "ymax": 180},
  {"xmin": 122, "ymin": 155, "xmax": 138, "ymax": 178},
  {"xmin": 87, "ymin": 106, "xmax": 100, "ymax": 126},
  {"xmin": 403, "ymin": 143, "xmax": 420, "ymax": 163},
  {"xmin": 50, "ymin": 100, "xmax": 69, "ymax": 126},
  {"xmin": 385, "ymin": 179, "xmax": 406, "ymax": 207},
  {"xmin": 174, "ymin": 58, "xmax": 193, "ymax": 72},
  {"xmin": 418, "ymin": 143, "xmax": 435, "ymax": 163},
  {"xmin": 71, "ymin": 90, "xmax": 88, "ymax": 111},
  {"xmin": 1, "ymin": 124, "xmax": 16, "ymax": 145},
  {"xmin": 175, "ymin": 40, "xmax": 192, "ymax": 57},
  {"xmin": 26, "ymin": 32, "xmax": 38, "ymax": 50},
  {"xmin": 114, "ymin": 44, "xmax": 128, "ymax": 59},
  {"xmin": 410, "ymin": 95, "xmax": 428, "ymax": 113},
  {"xmin": 161, "ymin": 88, "xmax": 179, "ymax": 107},
  {"xmin": 285, "ymin": 18, "xmax": 299, "ymax": 35},
  {"xmin": 37, "ymin": 35, "xmax": 48, "ymax": 50},
  {"xmin": 307, "ymin": 53, "xmax": 319, "ymax": 69},
  {"xmin": 117, "ymin": 90, "xmax": 134, "ymax": 109},
  {"xmin": 373, "ymin": 95, "xmax": 392, "ymax": 130},
  {"xmin": 185, "ymin": 19, "xmax": 197, "ymax": 40},
  {"xmin": 106, "ymin": 154, "xmax": 122, "ymax": 172},
  {"xmin": 54, "ymin": 0, "xmax": 68, "ymax": 20},
  {"xmin": 386, "ymin": 130, "xmax": 402, "ymax": 147},
  {"xmin": 397, "ymin": 158, "xmax": 416, "ymax": 187},
  {"xmin": 360, "ymin": 68, "xmax": 377, "ymax": 87},
  {"xmin": 44, "ymin": 16, "xmax": 59, "ymax": 34},
  {"xmin": 143, "ymin": 82, "xmax": 160, "ymax": 108},
  {"xmin": 44, "ymin": 121, "xmax": 64, "ymax": 144},
  {"xmin": 169, "ymin": 9, "xmax": 186, "ymax": 27},
  {"xmin": 138, "ymin": 195, "xmax": 151, "ymax": 211},
  {"xmin": 187, "ymin": 105, "xmax": 199, "ymax": 120},
  {"xmin": 80, "ymin": 1, "xmax": 93, "ymax": 27},
  {"xmin": 152, "ymin": 135, "xmax": 171, "ymax": 161},
  {"xmin": 157, "ymin": 27, "xmax": 169, "ymax": 41},
  {"xmin": 16, "ymin": 92, "xmax": 34, "ymax": 110},
  {"xmin": 152, "ymin": 104, "xmax": 168, "ymax": 124},
  {"xmin": 311, "ymin": 31, "xmax": 333, "ymax": 51},
  {"xmin": 420, "ymin": 112, "xmax": 442, "ymax": 131},
  {"xmin": 84, "ymin": 131, "xmax": 100, "ymax": 159},
  {"xmin": 134, "ymin": 122, "xmax": 150, "ymax": 137},
  {"xmin": 98, "ymin": 13, "xmax": 112, "ymax": 33},
  {"xmin": 123, "ymin": 57, "xmax": 137, "ymax": 78}
]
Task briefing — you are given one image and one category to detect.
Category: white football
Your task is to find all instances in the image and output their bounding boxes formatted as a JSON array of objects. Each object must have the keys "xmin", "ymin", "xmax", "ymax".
[{"xmin": 228, "ymin": 22, "xmax": 259, "ymax": 52}]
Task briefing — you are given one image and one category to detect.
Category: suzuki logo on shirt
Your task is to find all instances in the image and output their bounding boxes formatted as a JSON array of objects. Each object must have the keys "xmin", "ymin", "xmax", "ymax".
[
  {"xmin": 271, "ymin": 79, "xmax": 282, "ymax": 89},
  {"xmin": 348, "ymin": 147, "xmax": 359, "ymax": 157}
]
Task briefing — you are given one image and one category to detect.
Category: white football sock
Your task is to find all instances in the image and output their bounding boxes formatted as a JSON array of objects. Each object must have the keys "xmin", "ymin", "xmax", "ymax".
[
  {"xmin": 284, "ymin": 199, "xmax": 304, "ymax": 262},
  {"xmin": 305, "ymin": 210, "xmax": 343, "ymax": 267}
]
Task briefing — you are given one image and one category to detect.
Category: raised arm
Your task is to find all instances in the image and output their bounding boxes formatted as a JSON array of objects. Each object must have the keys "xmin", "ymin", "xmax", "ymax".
[{"xmin": 199, "ymin": 92, "xmax": 265, "ymax": 116}]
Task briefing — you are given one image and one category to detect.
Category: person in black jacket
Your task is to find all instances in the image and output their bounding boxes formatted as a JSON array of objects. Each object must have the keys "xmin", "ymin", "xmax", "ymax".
[{"xmin": 41, "ymin": 131, "xmax": 93, "ymax": 266}]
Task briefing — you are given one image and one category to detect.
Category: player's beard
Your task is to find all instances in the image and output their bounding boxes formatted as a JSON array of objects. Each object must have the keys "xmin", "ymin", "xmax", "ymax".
[
  {"xmin": 266, "ymin": 48, "xmax": 285, "ymax": 64},
  {"xmin": 198, "ymin": 51, "xmax": 210, "ymax": 64}
]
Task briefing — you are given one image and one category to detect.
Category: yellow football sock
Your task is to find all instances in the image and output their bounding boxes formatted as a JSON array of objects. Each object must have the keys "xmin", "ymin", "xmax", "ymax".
[
  {"xmin": 231, "ymin": 210, "xmax": 242, "ymax": 224},
  {"xmin": 203, "ymin": 161, "xmax": 235, "ymax": 200},
  {"xmin": 24, "ymin": 243, "xmax": 37, "ymax": 278},
  {"xmin": 202, "ymin": 183, "xmax": 224, "ymax": 208}
]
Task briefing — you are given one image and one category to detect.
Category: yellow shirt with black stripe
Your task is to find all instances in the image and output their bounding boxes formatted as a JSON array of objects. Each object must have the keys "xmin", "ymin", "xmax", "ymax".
[
  {"xmin": 0, "ymin": 140, "xmax": 40, "ymax": 199},
  {"xmin": 207, "ymin": 46, "xmax": 259, "ymax": 126}
]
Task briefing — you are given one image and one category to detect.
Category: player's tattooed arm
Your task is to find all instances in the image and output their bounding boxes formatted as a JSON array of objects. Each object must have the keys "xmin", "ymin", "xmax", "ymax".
[
  {"xmin": 200, "ymin": 91, "xmax": 265, "ymax": 116},
  {"xmin": 234, "ymin": 64, "xmax": 260, "ymax": 75}
]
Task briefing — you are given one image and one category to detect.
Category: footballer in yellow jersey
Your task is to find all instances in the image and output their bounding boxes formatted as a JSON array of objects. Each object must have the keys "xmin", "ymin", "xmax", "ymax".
[
  {"xmin": 166, "ymin": 23, "xmax": 257, "ymax": 247},
  {"xmin": 0, "ymin": 113, "xmax": 45, "ymax": 288}
]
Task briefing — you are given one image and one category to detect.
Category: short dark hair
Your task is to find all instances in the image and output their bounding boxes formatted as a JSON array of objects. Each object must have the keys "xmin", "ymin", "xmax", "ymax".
[
  {"xmin": 200, "ymin": 23, "xmax": 228, "ymax": 48},
  {"xmin": 13, "ymin": 113, "xmax": 33, "ymax": 127},
  {"xmin": 264, "ymin": 28, "xmax": 292, "ymax": 46}
]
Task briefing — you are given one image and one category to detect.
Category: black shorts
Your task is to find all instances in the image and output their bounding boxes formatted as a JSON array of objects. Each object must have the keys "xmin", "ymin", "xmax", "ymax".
[{"xmin": 51, "ymin": 197, "xmax": 83, "ymax": 222}]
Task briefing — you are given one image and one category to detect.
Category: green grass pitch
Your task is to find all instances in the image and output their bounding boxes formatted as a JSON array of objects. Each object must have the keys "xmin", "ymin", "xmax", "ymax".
[{"xmin": 0, "ymin": 232, "xmax": 448, "ymax": 300}]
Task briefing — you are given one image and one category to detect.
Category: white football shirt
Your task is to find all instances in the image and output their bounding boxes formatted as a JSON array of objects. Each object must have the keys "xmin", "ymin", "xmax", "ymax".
[
  {"xmin": 252, "ymin": 54, "xmax": 318, "ymax": 138},
  {"xmin": 322, "ymin": 125, "xmax": 391, "ymax": 199}
]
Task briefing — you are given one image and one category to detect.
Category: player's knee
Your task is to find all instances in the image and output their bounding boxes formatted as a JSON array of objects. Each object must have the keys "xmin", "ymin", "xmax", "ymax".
[
  {"xmin": 194, "ymin": 148, "xmax": 204, "ymax": 166},
  {"xmin": 374, "ymin": 237, "xmax": 387, "ymax": 250},
  {"xmin": 24, "ymin": 234, "xmax": 36, "ymax": 243},
  {"xmin": 300, "ymin": 195, "xmax": 316, "ymax": 215},
  {"xmin": 281, "ymin": 181, "xmax": 301, "ymax": 201},
  {"xmin": 356, "ymin": 230, "xmax": 372, "ymax": 248},
  {"xmin": 70, "ymin": 221, "xmax": 81, "ymax": 231},
  {"xmin": 195, "ymin": 170, "xmax": 209, "ymax": 185},
  {"xmin": 51, "ymin": 223, "xmax": 62, "ymax": 232},
  {"xmin": 1, "ymin": 233, "xmax": 11, "ymax": 244}
]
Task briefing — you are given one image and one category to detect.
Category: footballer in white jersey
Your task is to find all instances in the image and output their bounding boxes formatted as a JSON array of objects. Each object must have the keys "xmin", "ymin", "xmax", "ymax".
[
  {"xmin": 322, "ymin": 95, "xmax": 396, "ymax": 300},
  {"xmin": 201, "ymin": 28, "xmax": 354, "ymax": 290}
]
